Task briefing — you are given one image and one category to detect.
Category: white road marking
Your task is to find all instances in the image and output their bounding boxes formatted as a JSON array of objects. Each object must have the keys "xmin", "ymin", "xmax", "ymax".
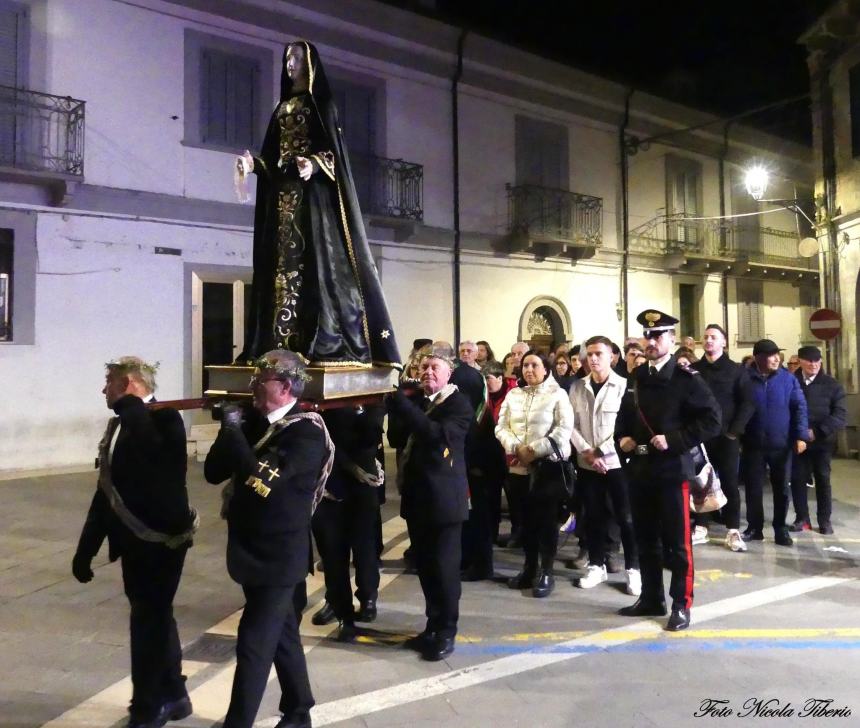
[{"xmin": 245, "ymin": 575, "xmax": 849, "ymax": 728}]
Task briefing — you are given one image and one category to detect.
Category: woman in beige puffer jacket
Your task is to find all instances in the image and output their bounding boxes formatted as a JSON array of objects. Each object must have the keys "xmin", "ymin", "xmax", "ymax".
[{"xmin": 496, "ymin": 350, "xmax": 573, "ymax": 597}]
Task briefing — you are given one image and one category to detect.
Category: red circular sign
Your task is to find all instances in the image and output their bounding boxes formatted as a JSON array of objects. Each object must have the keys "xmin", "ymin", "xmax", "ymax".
[{"xmin": 809, "ymin": 308, "xmax": 841, "ymax": 340}]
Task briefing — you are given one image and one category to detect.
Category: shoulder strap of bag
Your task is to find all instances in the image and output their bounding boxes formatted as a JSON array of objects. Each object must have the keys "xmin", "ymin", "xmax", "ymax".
[{"xmin": 632, "ymin": 378, "xmax": 656, "ymax": 437}]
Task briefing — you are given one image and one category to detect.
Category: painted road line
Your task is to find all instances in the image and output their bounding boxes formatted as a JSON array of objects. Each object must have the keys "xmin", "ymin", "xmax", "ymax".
[
  {"xmin": 38, "ymin": 660, "xmax": 209, "ymax": 728},
  {"xmin": 186, "ymin": 517, "xmax": 411, "ymax": 721},
  {"xmin": 263, "ymin": 575, "xmax": 850, "ymax": 728}
]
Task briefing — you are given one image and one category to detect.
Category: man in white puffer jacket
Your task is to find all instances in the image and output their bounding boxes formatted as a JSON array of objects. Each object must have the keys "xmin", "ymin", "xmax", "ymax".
[
  {"xmin": 495, "ymin": 350, "xmax": 573, "ymax": 598},
  {"xmin": 569, "ymin": 336, "xmax": 640, "ymax": 597}
]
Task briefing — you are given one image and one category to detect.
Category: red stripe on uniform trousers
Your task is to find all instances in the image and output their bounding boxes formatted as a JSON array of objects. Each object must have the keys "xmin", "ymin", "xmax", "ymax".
[{"xmin": 681, "ymin": 480, "xmax": 694, "ymax": 610}]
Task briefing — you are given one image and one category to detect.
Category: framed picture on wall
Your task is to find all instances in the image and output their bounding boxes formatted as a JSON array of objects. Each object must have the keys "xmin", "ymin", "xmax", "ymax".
[{"xmin": 0, "ymin": 274, "xmax": 8, "ymax": 341}]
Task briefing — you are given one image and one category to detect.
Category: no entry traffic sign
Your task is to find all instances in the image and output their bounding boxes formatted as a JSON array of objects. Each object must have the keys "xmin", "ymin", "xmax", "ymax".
[{"xmin": 809, "ymin": 308, "xmax": 841, "ymax": 340}]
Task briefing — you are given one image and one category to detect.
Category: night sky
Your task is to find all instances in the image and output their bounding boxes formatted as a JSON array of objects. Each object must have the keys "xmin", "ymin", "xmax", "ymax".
[{"xmin": 385, "ymin": 0, "xmax": 834, "ymax": 143}]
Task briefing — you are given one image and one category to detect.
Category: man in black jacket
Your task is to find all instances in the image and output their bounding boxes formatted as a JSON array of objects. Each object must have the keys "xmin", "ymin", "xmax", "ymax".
[
  {"xmin": 615, "ymin": 311, "xmax": 721, "ymax": 632},
  {"xmin": 387, "ymin": 347, "xmax": 474, "ymax": 661},
  {"xmin": 790, "ymin": 345, "xmax": 847, "ymax": 535},
  {"xmin": 73, "ymin": 357, "xmax": 196, "ymax": 728},
  {"xmin": 691, "ymin": 324, "xmax": 755, "ymax": 552},
  {"xmin": 204, "ymin": 351, "xmax": 333, "ymax": 728}
]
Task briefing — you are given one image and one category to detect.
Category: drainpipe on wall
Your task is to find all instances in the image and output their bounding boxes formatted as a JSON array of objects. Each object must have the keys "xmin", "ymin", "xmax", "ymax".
[
  {"xmin": 719, "ymin": 121, "xmax": 731, "ymax": 338},
  {"xmin": 451, "ymin": 29, "xmax": 467, "ymax": 345},
  {"xmin": 619, "ymin": 88, "xmax": 634, "ymax": 339}
]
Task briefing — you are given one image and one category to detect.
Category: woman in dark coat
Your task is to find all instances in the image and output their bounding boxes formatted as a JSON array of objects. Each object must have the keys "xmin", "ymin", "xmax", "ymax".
[{"xmin": 236, "ymin": 41, "xmax": 400, "ymax": 368}]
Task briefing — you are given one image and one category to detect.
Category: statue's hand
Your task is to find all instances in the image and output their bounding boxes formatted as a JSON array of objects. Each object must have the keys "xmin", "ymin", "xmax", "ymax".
[
  {"xmin": 236, "ymin": 151, "xmax": 253, "ymax": 177},
  {"xmin": 296, "ymin": 156, "xmax": 314, "ymax": 181}
]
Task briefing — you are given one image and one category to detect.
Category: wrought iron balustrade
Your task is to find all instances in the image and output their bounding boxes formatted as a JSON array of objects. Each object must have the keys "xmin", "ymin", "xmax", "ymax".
[
  {"xmin": 0, "ymin": 85, "xmax": 85, "ymax": 176},
  {"xmin": 722, "ymin": 223, "xmax": 818, "ymax": 270},
  {"xmin": 507, "ymin": 184, "xmax": 603, "ymax": 246},
  {"xmin": 351, "ymin": 154, "xmax": 423, "ymax": 221}
]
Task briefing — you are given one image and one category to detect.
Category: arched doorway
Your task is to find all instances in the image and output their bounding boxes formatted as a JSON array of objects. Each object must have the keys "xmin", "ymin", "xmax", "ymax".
[{"xmin": 518, "ymin": 296, "xmax": 572, "ymax": 355}]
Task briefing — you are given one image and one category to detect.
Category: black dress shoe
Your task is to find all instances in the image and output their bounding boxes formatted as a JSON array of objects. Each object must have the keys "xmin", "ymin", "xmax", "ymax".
[
  {"xmin": 274, "ymin": 712, "xmax": 312, "ymax": 728},
  {"xmin": 127, "ymin": 696, "xmax": 192, "ymax": 728},
  {"xmin": 666, "ymin": 608, "xmax": 691, "ymax": 632},
  {"xmin": 311, "ymin": 601, "xmax": 337, "ymax": 626},
  {"xmin": 506, "ymin": 531, "xmax": 523, "ymax": 549},
  {"xmin": 335, "ymin": 621, "xmax": 357, "ymax": 643},
  {"xmin": 789, "ymin": 519, "xmax": 812, "ymax": 533},
  {"xmin": 532, "ymin": 571, "xmax": 555, "ymax": 598},
  {"xmin": 618, "ymin": 597, "xmax": 667, "ymax": 617},
  {"xmin": 356, "ymin": 599, "xmax": 377, "ymax": 622},
  {"xmin": 819, "ymin": 522, "xmax": 834, "ymax": 535},
  {"xmin": 507, "ymin": 570, "xmax": 536, "ymax": 589},
  {"xmin": 774, "ymin": 529, "xmax": 794, "ymax": 547},
  {"xmin": 403, "ymin": 630, "xmax": 435, "ymax": 651},
  {"xmin": 742, "ymin": 527, "xmax": 764, "ymax": 541},
  {"xmin": 422, "ymin": 635, "xmax": 455, "ymax": 661}
]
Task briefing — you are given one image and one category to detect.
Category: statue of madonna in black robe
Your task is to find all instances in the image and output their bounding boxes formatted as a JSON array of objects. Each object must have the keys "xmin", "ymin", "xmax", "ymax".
[{"xmin": 236, "ymin": 40, "xmax": 401, "ymax": 368}]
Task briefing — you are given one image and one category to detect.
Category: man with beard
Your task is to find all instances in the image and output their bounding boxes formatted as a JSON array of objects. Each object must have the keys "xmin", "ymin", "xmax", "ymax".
[{"xmin": 615, "ymin": 311, "xmax": 721, "ymax": 632}]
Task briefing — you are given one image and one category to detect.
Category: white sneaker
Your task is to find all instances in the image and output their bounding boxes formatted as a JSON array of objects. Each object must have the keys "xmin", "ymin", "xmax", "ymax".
[
  {"xmin": 726, "ymin": 529, "xmax": 747, "ymax": 552},
  {"xmin": 692, "ymin": 525, "xmax": 709, "ymax": 545},
  {"xmin": 576, "ymin": 564, "xmax": 608, "ymax": 589},
  {"xmin": 625, "ymin": 568, "xmax": 642, "ymax": 596}
]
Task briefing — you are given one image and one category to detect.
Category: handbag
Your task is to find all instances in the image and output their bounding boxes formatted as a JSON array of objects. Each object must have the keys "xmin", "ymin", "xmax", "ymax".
[
  {"xmin": 632, "ymin": 379, "xmax": 726, "ymax": 513},
  {"xmin": 530, "ymin": 437, "xmax": 576, "ymax": 502}
]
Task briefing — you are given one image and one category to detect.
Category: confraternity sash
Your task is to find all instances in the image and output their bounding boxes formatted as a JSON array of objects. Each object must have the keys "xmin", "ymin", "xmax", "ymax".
[{"xmin": 97, "ymin": 418, "xmax": 199, "ymax": 549}]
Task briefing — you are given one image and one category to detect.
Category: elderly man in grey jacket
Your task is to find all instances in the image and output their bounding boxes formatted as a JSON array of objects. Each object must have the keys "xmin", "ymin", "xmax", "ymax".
[{"xmin": 569, "ymin": 336, "xmax": 640, "ymax": 596}]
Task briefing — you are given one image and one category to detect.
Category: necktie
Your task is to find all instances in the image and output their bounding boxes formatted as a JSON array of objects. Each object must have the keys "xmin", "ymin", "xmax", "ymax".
[{"xmin": 649, "ymin": 366, "xmax": 657, "ymax": 377}]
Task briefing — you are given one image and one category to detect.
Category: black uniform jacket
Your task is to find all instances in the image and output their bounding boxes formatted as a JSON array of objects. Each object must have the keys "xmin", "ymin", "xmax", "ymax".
[
  {"xmin": 387, "ymin": 388, "xmax": 473, "ymax": 525},
  {"xmin": 204, "ymin": 410, "xmax": 328, "ymax": 586},
  {"xmin": 795, "ymin": 369, "xmax": 847, "ymax": 446},
  {"xmin": 75, "ymin": 395, "xmax": 191, "ymax": 562},
  {"xmin": 615, "ymin": 358, "xmax": 722, "ymax": 481},
  {"xmin": 691, "ymin": 353, "xmax": 755, "ymax": 437}
]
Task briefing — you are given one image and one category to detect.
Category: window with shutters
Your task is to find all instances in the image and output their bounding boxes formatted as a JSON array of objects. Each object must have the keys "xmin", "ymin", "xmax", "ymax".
[
  {"xmin": 0, "ymin": 1, "xmax": 29, "ymax": 169},
  {"xmin": 0, "ymin": 211, "xmax": 35, "ymax": 345},
  {"xmin": 183, "ymin": 30, "xmax": 272, "ymax": 153},
  {"xmin": 736, "ymin": 279, "xmax": 765, "ymax": 343},
  {"xmin": 665, "ymin": 155, "xmax": 702, "ymax": 246},
  {"xmin": 515, "ymin": 116, "xmax": 569, "ymax": 189},
  {"xmin": 330, "ymin": 77, "xmax": 377, "ymax": 211},
  {"xmin": 0, "ymin": 230, "xmax": 11, "ymax": 341},
  {"xmin": 850, "ymin": 63, "xmax": 860, "ymax": 158}
]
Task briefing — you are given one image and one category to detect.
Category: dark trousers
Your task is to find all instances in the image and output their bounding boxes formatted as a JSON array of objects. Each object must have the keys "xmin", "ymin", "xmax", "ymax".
[
  {"xmin": 580, "ymin": 468, "xmax": 638, "ymax": 570},
  {"xmin": 791, "ymin": 445, "xmax": 834, "ymax": 525},
  {"xmin": 121, "ymin": 543, "xmax": 188, "ymax": 720},
  {"xmin": 504, "ymin": 472, "xmax": 528, "ymax": 538},
  {"xmin": 224, "ymin": 581, "xmax": 313, "ymax": 728},
  {"xmin": 461, "ymin": 472, "xmax": 494, "ymax": 573},
  {"xmin": 522, "ymin": 487, "xmax": 563, "ymax": 569},
  {"xmin": 629, "ymin": 473, "xmax": 693, "ymax": 611},
  {"xmin": 409, "ymin": 519, "xmax": 462, "ymax": 639},
  {"xmin": 743, "ymin": 446, "xmax": 791, "ymax": 532},
  {"xmin": 694, "ymin": 435, "xmax": 742, "ymax": 531},
  {"xmin": 312, "ymin": 487, "xmax": 381, "ymax": 620}
]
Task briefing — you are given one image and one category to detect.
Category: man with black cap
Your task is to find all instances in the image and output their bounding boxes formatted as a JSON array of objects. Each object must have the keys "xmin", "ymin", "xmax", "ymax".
[
  {"xmin": 615, "ymin": 310, "xmax": 721, "ymax": 632},
  {"xmin": 690, "ymin": 324, "xmax": 756, "ymax": 552},
  {"xmin": 742, "ymin": 339, "xmax": 809, "ymax": 547},
  {"xmin": 789, "ymin": 345, "xmax": 846, "ymax": 535}
]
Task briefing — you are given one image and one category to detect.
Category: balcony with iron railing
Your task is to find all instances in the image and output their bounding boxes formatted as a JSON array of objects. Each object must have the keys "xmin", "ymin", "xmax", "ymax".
[
  {"xmin": 351, "ymin": 154, "xmax": 423, "ymax": 223},
  {"xmin": 0, "ymin": 85, "xmax": 85, "ymax": 181},
  {"xmin": 505, "ymin": 183, "xmax": 603, "ymax": 259},
  {"xmin": 629, "ymin": 216, "xmax": 819, "ymax": 275}
]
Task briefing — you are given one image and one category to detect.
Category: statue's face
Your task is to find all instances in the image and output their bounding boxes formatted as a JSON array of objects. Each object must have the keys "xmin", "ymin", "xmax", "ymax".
[{"xmin": 286, "ymin": 44, "xmax": 306, "ymax": 82}]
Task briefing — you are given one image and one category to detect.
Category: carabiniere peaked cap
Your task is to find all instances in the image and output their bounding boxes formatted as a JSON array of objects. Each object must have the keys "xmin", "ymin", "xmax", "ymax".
[{"xmin": 637, "ymin": 309, "xmax": 679, "ymax": 333}]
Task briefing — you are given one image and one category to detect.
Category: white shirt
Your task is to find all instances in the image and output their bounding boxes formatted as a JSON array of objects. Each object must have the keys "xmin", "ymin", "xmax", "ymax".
[
  {"xmin": 109, "ymin": 393, "xmax": 155, "ymax": 463},
  {"xmin": 267, "ymin": 399, "xmax": 297, "ymax": 423},
  {"xmin": 651, "ymin": 353, "xmax": 672, "ymax": 373},
  {"xmin": 804, "ymin": 374, "xmax": 817, "ymax": 386}
]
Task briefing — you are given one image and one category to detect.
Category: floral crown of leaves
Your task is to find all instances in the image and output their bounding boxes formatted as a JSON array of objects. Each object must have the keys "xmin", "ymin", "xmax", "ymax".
[
  {"xmin": 105, "ymin": 358, "xmax": 160, "ymax": 376},
  {"xmin": 253, "ymin": 356, "xmax": 313, "ymax": 383}
]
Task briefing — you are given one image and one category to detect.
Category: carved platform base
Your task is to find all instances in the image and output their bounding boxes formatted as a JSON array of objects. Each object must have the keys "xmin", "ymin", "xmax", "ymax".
[{"xmin": 205, "ymin": 364, "xmax": 396, "ymax": 401}]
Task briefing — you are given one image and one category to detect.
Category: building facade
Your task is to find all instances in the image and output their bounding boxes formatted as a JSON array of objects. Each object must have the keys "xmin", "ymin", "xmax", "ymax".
[
  {"xmin": 0, "ymin": 0, "xmax": 818, "ymax": 471},
  {"xmin": 802, "ymin": 3, "xmax": 860, "ymax": 455}
]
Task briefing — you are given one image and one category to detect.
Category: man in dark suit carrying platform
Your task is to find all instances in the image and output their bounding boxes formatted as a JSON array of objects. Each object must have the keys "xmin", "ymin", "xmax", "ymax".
[
  {"xmin": 204, "ymin": 350, "xmax": 333, "ymax": 728},
  {"xmin": 73, "ymin": 356, "xmax": 197, "ymax": 728},
  {"xmin": 386, "ymin": 345, "xmax": 474, "ymax": 661}
]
